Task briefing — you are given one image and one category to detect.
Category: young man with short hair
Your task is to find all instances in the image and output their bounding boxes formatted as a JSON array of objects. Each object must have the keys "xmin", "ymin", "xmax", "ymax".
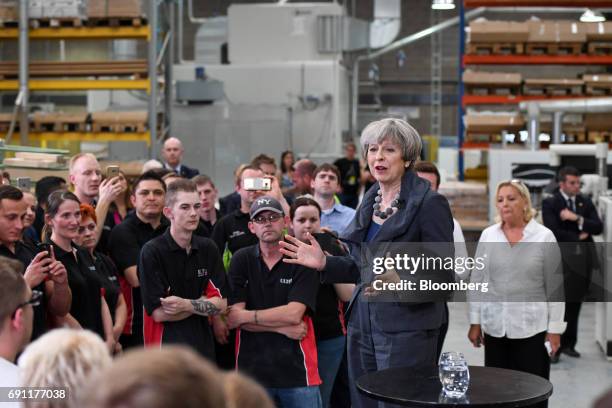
[
  {"xmin": 0, "ymin": 186, "xmax": 70, "ymax": 340},
  {"xmin": 139, "ymin": 179, "xmax": 228, "ymax": 359},
  {"xmin": 227, "ymin": 196, "xmax": 321, "ymax": 407},
  {"xmin": 311, "ymin": 163, "xmax": 355, "ymax": 235},
  {"xmin": 108, "ymin": 171, "xmax": 168, "ymax": 348},
  {"xmin": 192, "ymin": 175, "xmax": 221, "ymax": 238}
]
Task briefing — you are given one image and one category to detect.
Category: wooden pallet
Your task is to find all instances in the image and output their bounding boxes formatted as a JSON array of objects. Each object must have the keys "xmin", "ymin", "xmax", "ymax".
[
  {"xmin": 0, "ymin": 112, "xmax": 17, "ymax": 133},
  {"xmin": 85, "ymin": 17, "xmax": 144, "ymax": 27},
  {"xmin": 523, "ymin": 81, "xmax": 584, "ymax": 96},
  {"xmin": 91, "ymin": 111, "xmax": 147, "ymax": 133},
  {"xmin": 467, "ymin": 42, "xmax": 524, "ymax": 55},
  {"xmin": 31, "ymin": 112, "xmax": 88, "ymax": 133},
  {"xmin": 30, "ymin": 18, "xmax": 84, "ymax": 29},
  {"xmin": 525, "ymin": 42, "xmax": 583, "ymax": 55},
  {"xmin": 585, "ymin": 83, "xmax": 612, "ymax": 95},
  {"xmin": 0, "ymin": 60, "xmax": 148, "ymax": 78},
  {"xmin": 587, "ymin": 42, "xmax": 612, "ymax": 55},
  {"xmin": 465, "ymin": 84, "xmax": 521, "ymax": 96}
]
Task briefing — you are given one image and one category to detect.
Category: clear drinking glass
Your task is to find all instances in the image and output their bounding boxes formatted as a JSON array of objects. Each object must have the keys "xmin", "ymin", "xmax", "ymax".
[{"xmin": 438, "ymin": 351, "xmax": 470, "ymax": 398}]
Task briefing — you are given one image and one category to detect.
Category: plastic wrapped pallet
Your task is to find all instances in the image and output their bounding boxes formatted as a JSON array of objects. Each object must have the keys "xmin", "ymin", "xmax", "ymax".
[
  {"xmin": 30, "ymin": 0, "xmax": 86, "ymax": 19},
  {"xmin": 88, "ymin": 0, "xmax": 141, "ymax": 18}
]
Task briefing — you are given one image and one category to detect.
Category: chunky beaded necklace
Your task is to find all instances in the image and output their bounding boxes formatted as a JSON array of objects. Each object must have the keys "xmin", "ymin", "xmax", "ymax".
[{"xmin": 373, "ymin": 189, "xmax": 401, "ymax": 219}]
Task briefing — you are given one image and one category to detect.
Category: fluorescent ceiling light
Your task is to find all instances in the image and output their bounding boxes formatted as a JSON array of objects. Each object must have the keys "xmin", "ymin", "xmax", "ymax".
[
  {"xmin": 432, "ymin": 0, "xmax": 455, "ymax": 10},
  {"xmin": 580, "ymin": 9, "xmax": 605, "ymax": 23}
]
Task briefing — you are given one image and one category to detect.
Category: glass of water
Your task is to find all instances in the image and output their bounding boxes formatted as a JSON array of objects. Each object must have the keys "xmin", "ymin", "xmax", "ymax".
[{"xmin": 438, "ymin": 351, "xmax": 470, "ymax": 398}]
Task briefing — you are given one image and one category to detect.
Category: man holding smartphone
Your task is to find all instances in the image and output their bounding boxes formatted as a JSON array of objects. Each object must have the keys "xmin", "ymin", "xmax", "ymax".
[
  {"xmin": 69, "ymin": 153, "xmax": 123, "ymax": 253},
  {"xmin": 0, "ymin": 185, "xmax": 71, "ymax": 340}
]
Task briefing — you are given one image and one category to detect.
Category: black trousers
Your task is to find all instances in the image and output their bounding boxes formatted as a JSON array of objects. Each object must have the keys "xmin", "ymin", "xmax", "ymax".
[
  {"xmin": 561, "ymin": 302, "xmax": 582, "ymax": 351},
  {"xmin": 484, "ymin": 331, "xmax": 550, "ymax": 408}
]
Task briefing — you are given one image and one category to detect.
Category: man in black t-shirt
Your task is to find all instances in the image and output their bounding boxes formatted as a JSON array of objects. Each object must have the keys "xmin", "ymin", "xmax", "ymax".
[
  {"xmin": 0, "ymin": 186, "xmax": 70, "ymax": 340},
  {"xmin": 109, "ymin": 172, "xmax": 168, "ymax": 349},
  {"xmin": 227, "ymin": 196, "xmax": 321, "ymax": 407},
  {"xmin": 211, "ymin": 165, "xmax": 289, "ymax": 369},
  {"xmin": 139, "ymin": 179, "xmax": 228, "ymax": 360},
  {"xmin": 333, "ymin": 142, "xmax": 361, "ymax": 209},
  {"xmin": 192, "ymin": 175, "xmax": 221, "ymax": 238}
]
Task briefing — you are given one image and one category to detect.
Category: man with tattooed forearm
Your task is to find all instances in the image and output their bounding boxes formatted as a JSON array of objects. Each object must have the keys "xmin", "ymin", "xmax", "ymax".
[{"xmin": 139, "ymin": 179, "xmax": 228, "ymax": 360}]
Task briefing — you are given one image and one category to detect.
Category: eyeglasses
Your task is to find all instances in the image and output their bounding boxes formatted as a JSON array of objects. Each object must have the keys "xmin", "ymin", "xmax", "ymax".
[
  {"xmin": 252, "ymin": 213, "xmax": 283, "ymax": 224},
  {"xmin": 12, "ymin": 290, "xmax": 42, "ymax": 318}
]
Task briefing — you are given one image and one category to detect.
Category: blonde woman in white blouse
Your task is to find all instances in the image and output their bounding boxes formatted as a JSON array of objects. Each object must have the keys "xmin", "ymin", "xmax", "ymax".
[{"xmin": 468, "ymin": 180, "xmax": 566, "ymax": 403}]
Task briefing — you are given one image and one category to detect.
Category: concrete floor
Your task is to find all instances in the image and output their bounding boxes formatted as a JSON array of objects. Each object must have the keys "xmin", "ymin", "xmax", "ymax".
[{"xmin": 444, "ymin": 302, "xmax": 612, "ymax": 408}]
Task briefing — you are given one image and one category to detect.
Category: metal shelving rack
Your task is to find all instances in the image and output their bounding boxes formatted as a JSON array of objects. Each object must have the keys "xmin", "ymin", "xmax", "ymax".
[
  {"xmin": 8, "ymin": 0, "xmax": 172, "ymax": 158},
  {"xmin": 458, "ymin": 0, "xmax": 612, "ymax": 178}
]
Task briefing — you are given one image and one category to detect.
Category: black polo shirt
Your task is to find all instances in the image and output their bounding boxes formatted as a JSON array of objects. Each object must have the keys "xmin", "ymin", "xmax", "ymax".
[
  {"xmin": 193, "ymin": 209, "xmax": 221, "ymax": 239},
  {"xmin": 51, "ymin": 240, "xmax": 105, "ymax": 338},
  {"xmin": 139, "ymin": 229, "xmax": 228, "ymax": 360},
  {"xmin": 229, "ymin": 244, "xmax": 320, "ymax": 388},
  {"xmin": 211, "ymin": 210, "xmax": 258, "ymax": 257},
  {"xmin": 93, "ymin": 252, "xmax": 121, "ymax": 321},
  {"xmin": 108, "ymin": 212, "xmax": 168, "ymax": 343},
  {"xmin": 0, "ymin": 241, "xmax": 47, "ymax": 340},
  {"xmin": 312, "ymin": 233, "xmax": 348, "ymax": 341}
]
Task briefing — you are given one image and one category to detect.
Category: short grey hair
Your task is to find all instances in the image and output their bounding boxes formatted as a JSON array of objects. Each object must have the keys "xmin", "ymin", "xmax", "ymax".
[{"xmin": 360, "ymin": 118, "xmax": 422, "ymax": 170}]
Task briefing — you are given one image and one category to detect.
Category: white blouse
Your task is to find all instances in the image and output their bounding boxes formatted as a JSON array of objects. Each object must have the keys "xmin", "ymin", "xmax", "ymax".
[{"xmin": 469, "ymin": 219, "xmax": 567, "ymax": 339}]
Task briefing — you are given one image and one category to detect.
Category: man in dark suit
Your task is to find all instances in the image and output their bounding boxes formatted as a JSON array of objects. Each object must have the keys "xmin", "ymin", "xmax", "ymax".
[
  {"xmin": 542, "ymin": 166, "xmax": 603, "ymax": 362},
  {"xmin": 161, "ymin": 137, "xmax": 199, "ymax": 179}
]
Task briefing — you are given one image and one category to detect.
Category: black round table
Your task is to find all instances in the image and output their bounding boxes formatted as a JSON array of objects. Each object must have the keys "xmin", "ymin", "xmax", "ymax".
[{"xmin": 356, "ymin": 366, "xmax": 552, "ymax": 407}]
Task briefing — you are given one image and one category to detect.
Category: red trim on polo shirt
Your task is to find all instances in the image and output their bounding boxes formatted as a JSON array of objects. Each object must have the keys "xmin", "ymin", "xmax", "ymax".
[
  {"xmin": 205, "ymin": 280, "xmax": 222, "ymax": 299},
  {"xmin": 338, "ymin": 300, "xmax": 347, "ymax": 336},
  {"xmin": 299, "ymin": 316, "xmax": 321, "ymax": 386},
  {"xmin": 235, "ymin": 328, "xmax": 241, "ymax": 370},
  {"xmin": 119, "ymin": 275, "xmax": 133, "ymax": 334},
  {"xmin": 143, "ymin": 308, "xmax": 164, "ymax": 348}
]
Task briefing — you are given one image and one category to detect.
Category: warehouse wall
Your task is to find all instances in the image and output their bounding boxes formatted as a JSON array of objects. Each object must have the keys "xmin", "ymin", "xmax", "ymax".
[{"xmin": 181, "ymin": 0, "xmax": 462, "ymax": 138}]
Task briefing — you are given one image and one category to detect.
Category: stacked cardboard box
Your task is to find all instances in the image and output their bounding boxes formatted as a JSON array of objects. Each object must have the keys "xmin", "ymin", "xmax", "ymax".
[
  {"xmin": 585, "ymin": 22, "xmax": 612, "ymax": 41},
  {"xmin": 469, "ymin": 19, "xmax": 529, "ymax": 43},
  {"xmin": 464, "ymin": 114, "xmax": 525, "ymax": 133},
  {"xmin": 463, "ymin": 70, "xmax": 522, "ymax": 86},
  {"xmin": 88, "ymin": 0, "xmax": 141, "ymax": 18},
  {"xmin": 527, "ymin": 20, "xmax": 586, "ymax": 43}
]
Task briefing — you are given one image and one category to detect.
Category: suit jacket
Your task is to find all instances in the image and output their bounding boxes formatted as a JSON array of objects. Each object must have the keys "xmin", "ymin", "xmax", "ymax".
[
  {"xmin": 542, "ymin": 189, "xmax": 603, "ymax": 299},
  {"xmin": 321, "ymin": 170, "xmax": 454, "ymax": 332},
  {"xmin": 164, "ymin": 163, "xmax": 200, "ymax": 179}
]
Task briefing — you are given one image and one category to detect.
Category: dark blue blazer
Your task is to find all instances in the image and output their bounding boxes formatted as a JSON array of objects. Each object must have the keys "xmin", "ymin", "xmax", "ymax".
[
  {"xmin": 164, "ymin": 163, "xmax": 200, "ymax": 179},
  {"xmin": 321, "ymin": 170, "xmax": 454, "ymax": 332}
]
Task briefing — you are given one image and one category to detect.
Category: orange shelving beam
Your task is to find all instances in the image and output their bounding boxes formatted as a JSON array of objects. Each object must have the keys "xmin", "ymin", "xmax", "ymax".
[
  {"xmin": 464, "ymin": 55, "xmax": 612, "ymax": 65},
  {"xmin": 462, "ymin": 95, "xmax": 610, "ymax": 107}
]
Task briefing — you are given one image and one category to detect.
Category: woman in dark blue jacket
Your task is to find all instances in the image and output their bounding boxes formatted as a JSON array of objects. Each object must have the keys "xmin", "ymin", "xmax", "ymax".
[{"xmin": 281, "ymin": 118, "xmax": 454, "ymax": 408}]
